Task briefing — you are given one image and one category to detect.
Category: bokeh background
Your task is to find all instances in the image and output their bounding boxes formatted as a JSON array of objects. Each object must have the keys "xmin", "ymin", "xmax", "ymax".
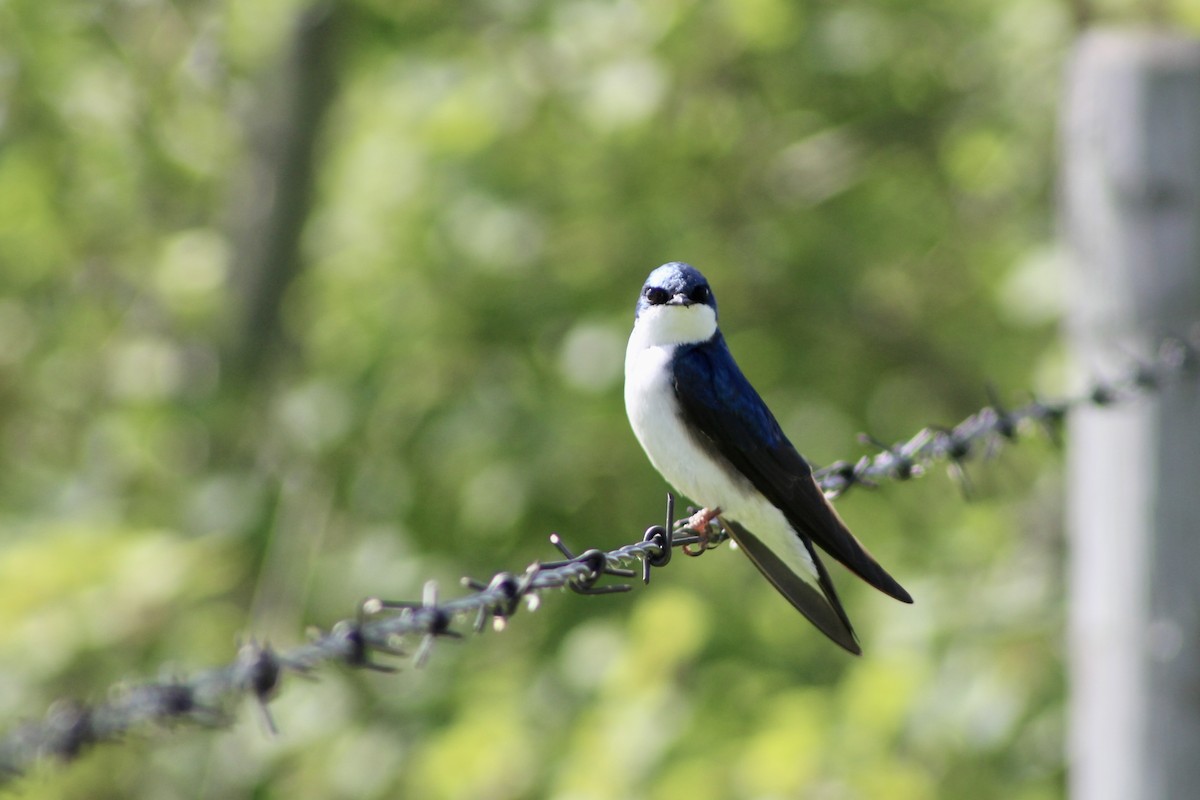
[{"xmin": 3, "ymin": 0, "xmax": 1197, "ymax": 798}]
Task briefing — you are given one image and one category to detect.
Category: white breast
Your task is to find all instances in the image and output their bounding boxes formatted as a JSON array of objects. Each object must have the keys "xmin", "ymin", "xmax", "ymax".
[{"xmin": 624, "ymin": 340, "xmax": 741, "ymax": 508}]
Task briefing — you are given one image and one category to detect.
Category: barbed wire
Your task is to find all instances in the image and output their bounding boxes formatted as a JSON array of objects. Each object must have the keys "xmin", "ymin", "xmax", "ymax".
[
  {"xmin": 813, "ymin": 331, "xmax": 1199, "ymax": 497},
  {"xmin": 1, "ymin": 330, "xmax": 1197, "ymax": 785}
]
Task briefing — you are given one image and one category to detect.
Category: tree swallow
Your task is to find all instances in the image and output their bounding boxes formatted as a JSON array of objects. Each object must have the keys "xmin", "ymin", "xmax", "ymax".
[{"xmin": 624, "ymin": 262, "xmax": 912, "ymax": 654}]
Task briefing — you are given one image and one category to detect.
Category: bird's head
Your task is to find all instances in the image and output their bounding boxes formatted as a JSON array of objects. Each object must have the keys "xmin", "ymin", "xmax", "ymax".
[{"xmin": 632, "ymin": 262, "xmax": 719, "ymax": 346}]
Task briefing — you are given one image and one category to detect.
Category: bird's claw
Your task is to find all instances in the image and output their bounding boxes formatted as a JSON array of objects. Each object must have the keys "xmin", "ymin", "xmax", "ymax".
[{"xmin": 678, "ymin": 506, "xmax": 722, "ymax": 556}]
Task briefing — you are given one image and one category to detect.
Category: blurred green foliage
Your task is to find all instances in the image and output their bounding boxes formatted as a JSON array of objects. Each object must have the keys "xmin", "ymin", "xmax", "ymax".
[{"xmin": 3, "ymin": 0, "xmax": 1194, "ymax": 797}]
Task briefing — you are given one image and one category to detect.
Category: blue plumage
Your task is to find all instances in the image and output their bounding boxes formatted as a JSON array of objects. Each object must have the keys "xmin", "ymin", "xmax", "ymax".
[{"xmin": 673, "ymin": 336, "xmax": 787, "ymax": 453}]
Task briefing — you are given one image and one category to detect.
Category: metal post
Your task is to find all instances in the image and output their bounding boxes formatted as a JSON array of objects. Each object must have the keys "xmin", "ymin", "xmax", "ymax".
[{"xmin": 1062, "ymin": 29, "xmax": 1200, "ymax": 800}]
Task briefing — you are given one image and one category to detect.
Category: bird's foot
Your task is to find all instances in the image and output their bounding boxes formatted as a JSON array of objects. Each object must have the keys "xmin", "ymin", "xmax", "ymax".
[{"xmin": 678, "ymin": 506, "xmax": 722, "ymax": 556}]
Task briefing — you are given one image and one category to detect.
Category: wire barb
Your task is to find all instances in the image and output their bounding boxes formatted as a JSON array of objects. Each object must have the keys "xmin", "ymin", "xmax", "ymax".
[
  {"xmin": 236, "ymin": 640, "xmax": 283, "ymax": 735},
  {"xmin": 636, "ymin": 493, "xmax": 679, "ymax": 584}
]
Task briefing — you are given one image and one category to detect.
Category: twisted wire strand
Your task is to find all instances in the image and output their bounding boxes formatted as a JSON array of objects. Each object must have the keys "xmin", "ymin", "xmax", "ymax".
[
  {"xmin": 814, "ymin": 333, "xmax": 1198, "ymax": 496},
  {"xmin": 2, "ymin": 331, "xmax": 1197, "ymax": 784}
]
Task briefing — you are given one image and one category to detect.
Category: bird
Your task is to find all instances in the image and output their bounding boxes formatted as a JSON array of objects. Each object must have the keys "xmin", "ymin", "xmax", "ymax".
[{"xmin": 623, "ymin": 262, "xmax": 912, "ymax": 654}]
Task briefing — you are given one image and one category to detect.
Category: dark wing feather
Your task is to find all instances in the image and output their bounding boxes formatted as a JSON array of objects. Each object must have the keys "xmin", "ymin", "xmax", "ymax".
[{"xmin": 672, "ymin": 336, "xmax": 912, "ymax": 604}]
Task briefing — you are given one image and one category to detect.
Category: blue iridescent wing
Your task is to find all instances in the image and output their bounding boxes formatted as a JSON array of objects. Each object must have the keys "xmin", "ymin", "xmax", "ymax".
[{"xmin": 671, "ymin": 335, "xmax": 912, "ymax": 605}]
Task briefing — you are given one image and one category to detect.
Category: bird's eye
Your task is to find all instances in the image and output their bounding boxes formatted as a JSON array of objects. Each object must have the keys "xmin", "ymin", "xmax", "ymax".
[
  {"xmin": 645, "ymin": 286, "xmax": 669, "ymax": 305},
  {"xmin": 689, "ymin": 285, "xmax": 710, "ymax": 304}
]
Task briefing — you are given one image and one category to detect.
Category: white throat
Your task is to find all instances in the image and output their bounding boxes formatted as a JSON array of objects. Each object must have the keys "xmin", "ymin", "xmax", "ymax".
[{"xmin": 628, "ymin": 304, "xmax": 718, "ymax": 350}]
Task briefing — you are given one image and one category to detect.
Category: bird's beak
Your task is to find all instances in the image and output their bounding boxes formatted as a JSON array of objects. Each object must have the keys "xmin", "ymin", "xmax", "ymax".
[{"xmin": 667, "ymin": 292, "xmax": 693, "ymax": 306}]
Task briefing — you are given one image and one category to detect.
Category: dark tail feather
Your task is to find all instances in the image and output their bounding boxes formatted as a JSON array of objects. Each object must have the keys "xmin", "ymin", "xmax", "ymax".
[{"xmin": 724, "ymin": 521, "xmax": 861, "ymax": 655}]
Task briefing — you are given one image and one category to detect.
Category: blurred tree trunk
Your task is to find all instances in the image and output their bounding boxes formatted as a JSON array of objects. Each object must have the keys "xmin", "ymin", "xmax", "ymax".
[
  {"xmin": 227, "ymin": 2, "xmax": 342, "ymax": 378},
  {"xmin": 1062, "ymin": 29, "xmax": 1200, "ymax": 800}
]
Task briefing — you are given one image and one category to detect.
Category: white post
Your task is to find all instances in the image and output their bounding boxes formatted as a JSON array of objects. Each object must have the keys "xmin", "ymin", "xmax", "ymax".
[{"xmin": 1062, "ymin": 30, "xmax": 1200, "ymax": 800}]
